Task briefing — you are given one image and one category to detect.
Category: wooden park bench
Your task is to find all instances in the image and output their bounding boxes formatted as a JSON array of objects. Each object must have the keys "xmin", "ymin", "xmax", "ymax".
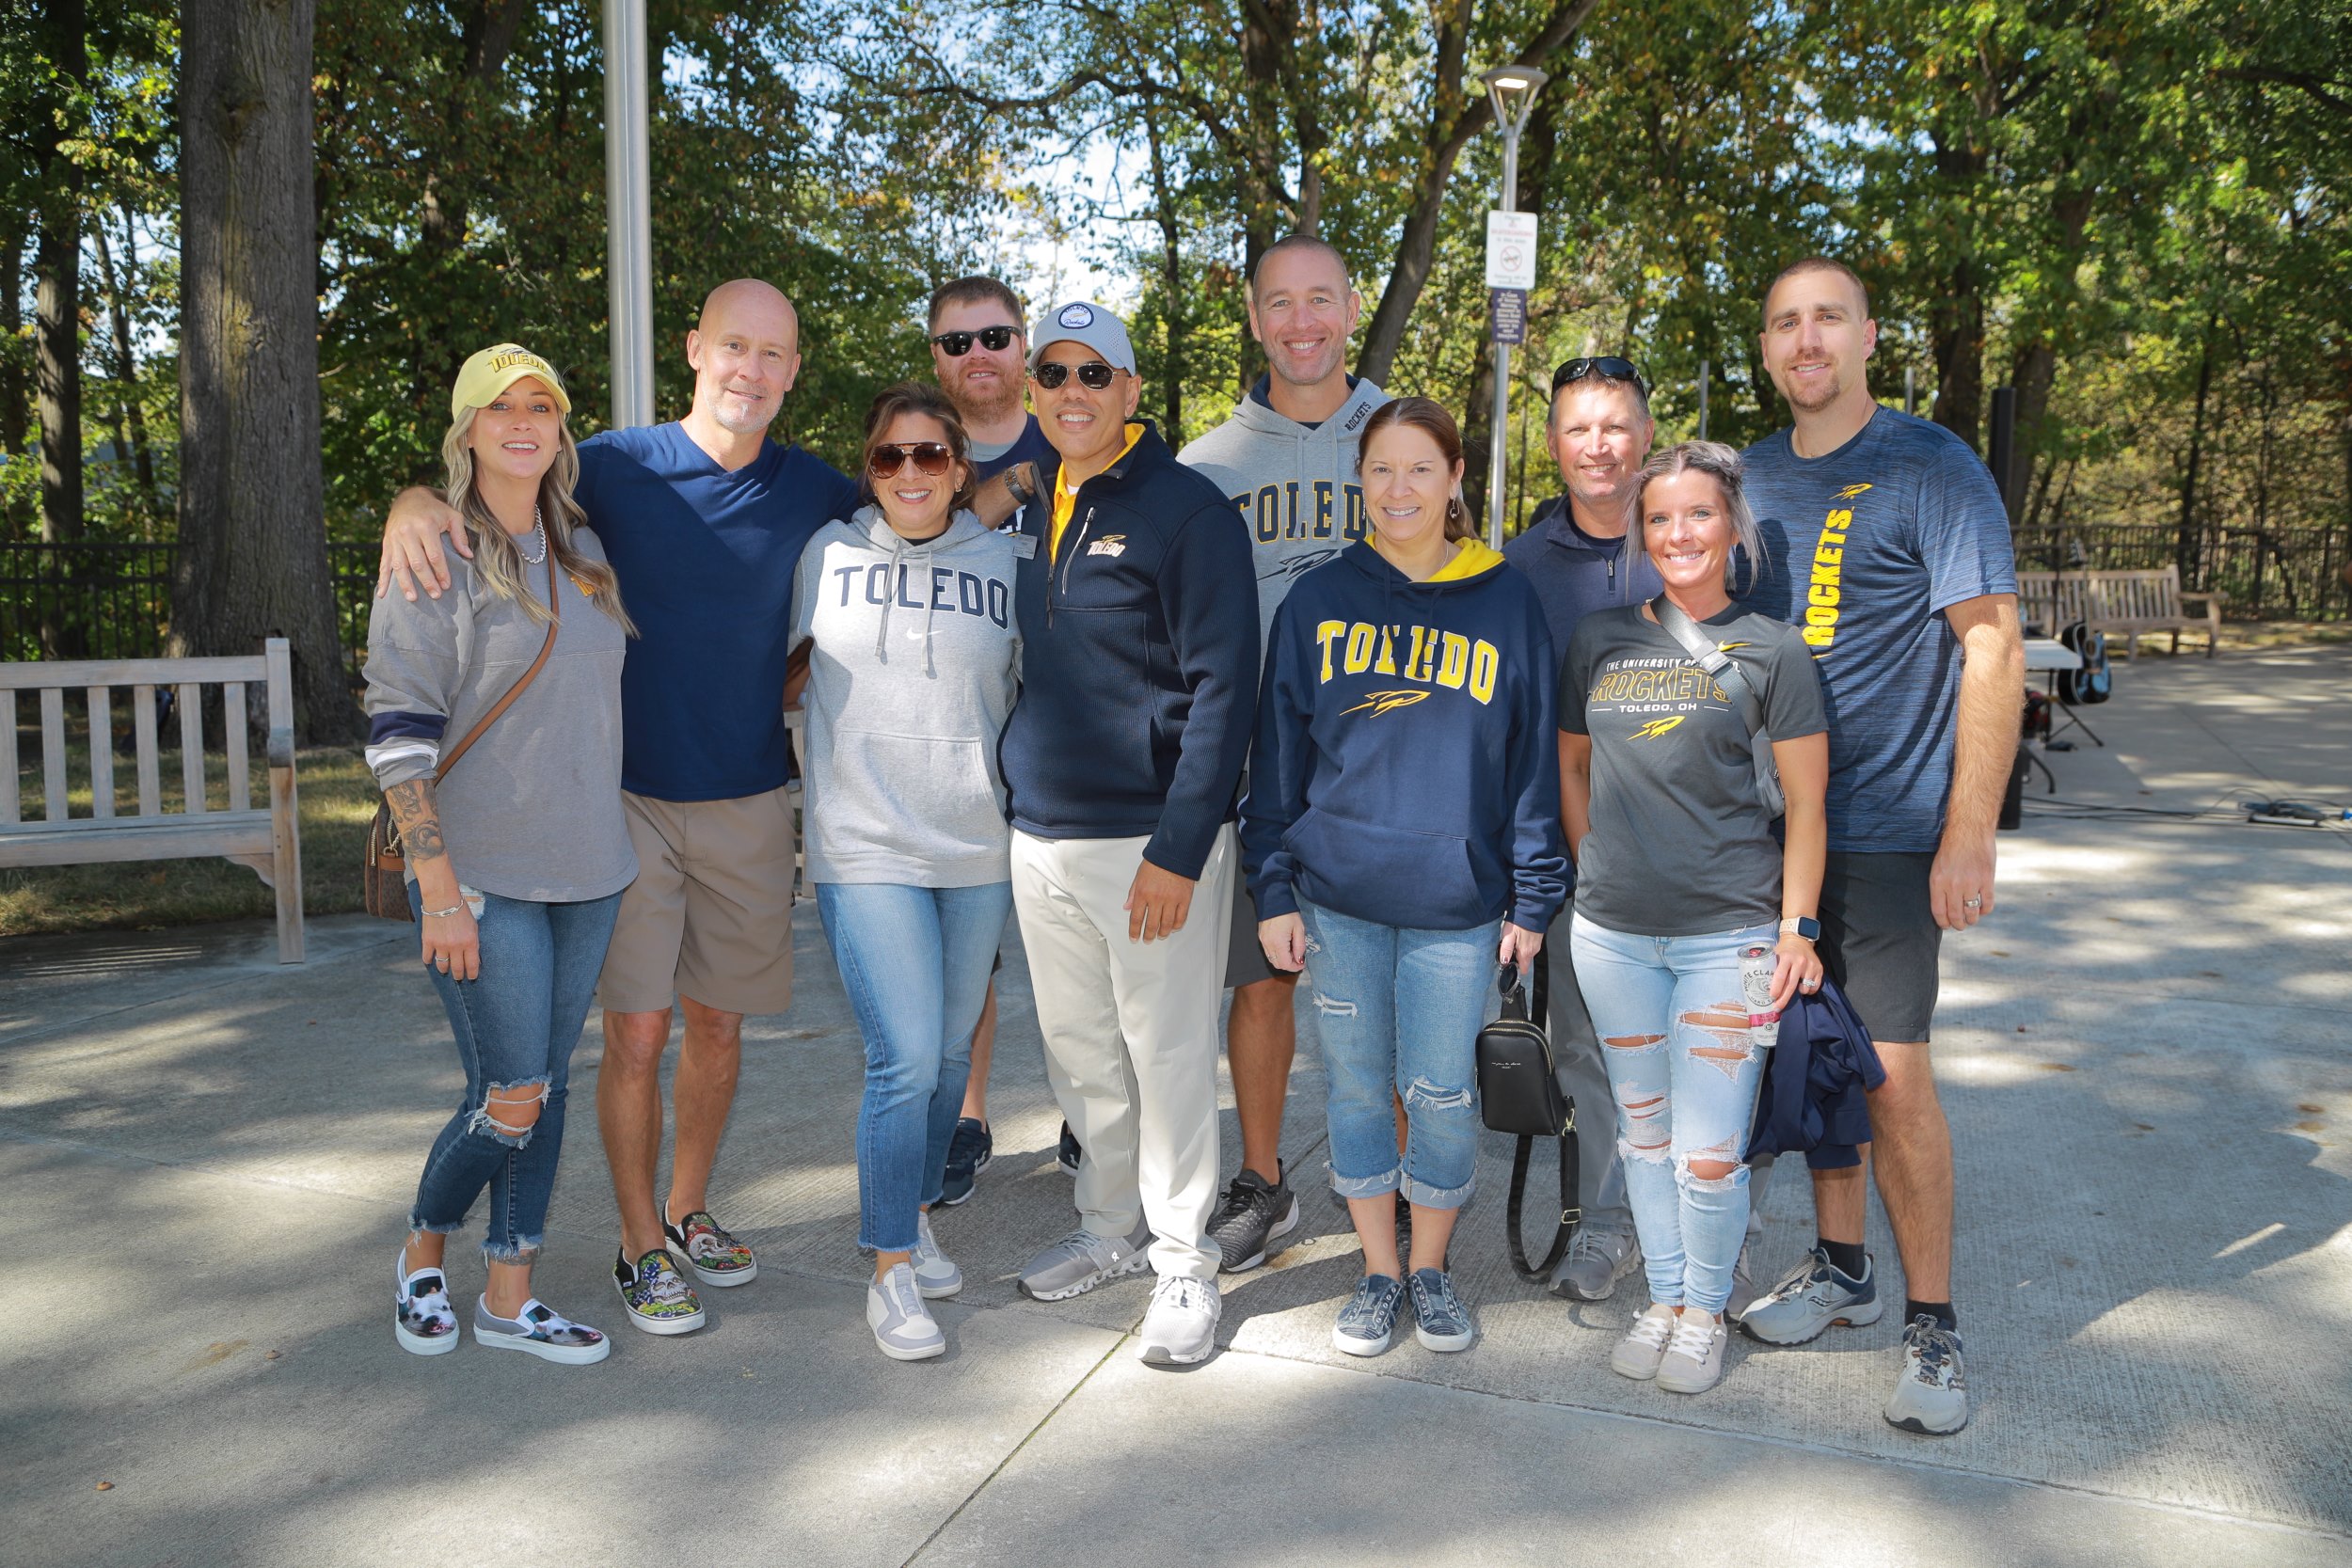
[
  {"xmin": 2013, "ymin": 565, "xmax": 2224, "ymax": 658},
  {"xmin": 1, "ymin": 638, "xmax": 304, "ymax": 961}
]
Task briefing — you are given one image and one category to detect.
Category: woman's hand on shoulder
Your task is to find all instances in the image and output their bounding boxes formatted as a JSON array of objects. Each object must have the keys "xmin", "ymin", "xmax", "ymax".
[
  {"xmin": 1769, "ymin": 930, "xmax": 1822, "ymax": 1012},
  {"xmin": 1499, "ymin": 922, "xmax": 1546, "ymax": 973},
  {"xmin": 1259, "ymin": 913, "xmax": 1308, "ymax": 973}
]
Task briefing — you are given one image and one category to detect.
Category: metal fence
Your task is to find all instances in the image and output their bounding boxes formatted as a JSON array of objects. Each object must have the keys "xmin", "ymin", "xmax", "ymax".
[
  {"xmin": 2010, "ymin": 520, "xmax": 2350, "ymax": 622},
  {"xmin": 0, "ymin": 542, "xmax": 382, "ymax": 668}
]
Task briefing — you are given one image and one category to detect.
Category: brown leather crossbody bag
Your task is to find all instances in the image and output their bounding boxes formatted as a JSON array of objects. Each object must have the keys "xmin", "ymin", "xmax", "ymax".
[{"xmin": 364, "ymin": 550, "xmax": 561, "ymax": 920}]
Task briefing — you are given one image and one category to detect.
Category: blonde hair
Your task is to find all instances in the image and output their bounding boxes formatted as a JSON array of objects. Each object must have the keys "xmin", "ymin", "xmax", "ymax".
[
  {"xmin": 438, "ymin": 408, "xmax": 635, "ymax": 635},
  {"xmin": 1636, "ymin": 440, "xmax": 1765, "ymax": 591}
]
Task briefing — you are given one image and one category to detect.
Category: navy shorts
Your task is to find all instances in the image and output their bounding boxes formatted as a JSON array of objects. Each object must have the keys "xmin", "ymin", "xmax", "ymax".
[{"xmin": 1818, "ymin": 850, "xmax": 1942, "ymax": 1044}]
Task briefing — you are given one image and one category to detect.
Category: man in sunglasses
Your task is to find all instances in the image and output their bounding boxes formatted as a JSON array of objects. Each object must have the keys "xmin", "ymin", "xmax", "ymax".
[
  {"xmin": 999, "ymin": 302, "xmax": 1258, "ymax": 1368},
  {"xmin": 1177, "ymin": 232, "xmax": 1389, "ymax": 1276},
  {"xmin": 373, "ymin": 278, "xmax": 858, "ymax": 1337},
  {"xmin": 1500, "ymin": 353, "xmax": 1663, "ymax": 1308}
]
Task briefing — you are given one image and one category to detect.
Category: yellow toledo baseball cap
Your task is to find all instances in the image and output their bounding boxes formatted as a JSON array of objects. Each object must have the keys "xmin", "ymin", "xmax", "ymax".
[{"xmin": 451, "ymin": 343, "xmax": 572, "ymax": 421}]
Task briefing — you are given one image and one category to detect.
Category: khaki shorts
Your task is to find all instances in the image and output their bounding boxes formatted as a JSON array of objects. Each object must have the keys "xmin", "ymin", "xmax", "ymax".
[{"xmin": 596, "ymin": 786, "xmax": 798, "ymax": 1016}]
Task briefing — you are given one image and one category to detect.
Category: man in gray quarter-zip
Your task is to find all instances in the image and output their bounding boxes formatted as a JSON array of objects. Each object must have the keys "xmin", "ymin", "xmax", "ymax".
[
  {"xmin": 1500, "ymin": 356, "xmax": 1662, "ymax": 1307},
  {"xmin": 1177, "ymin": 234, "xmax": 1388, "ymax": 1276}
]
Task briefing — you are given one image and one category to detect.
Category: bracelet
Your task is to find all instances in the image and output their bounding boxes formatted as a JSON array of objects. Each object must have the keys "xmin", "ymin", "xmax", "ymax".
[{"xmin": 421, "ymin": 903, "xmax": 466, "ymax": 919}]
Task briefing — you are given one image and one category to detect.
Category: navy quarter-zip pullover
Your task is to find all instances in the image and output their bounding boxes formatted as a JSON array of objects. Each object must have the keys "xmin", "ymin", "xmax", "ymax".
[{"xmin": 1502, "ymin": 494, "xmax": 1665, "ymax": 665}]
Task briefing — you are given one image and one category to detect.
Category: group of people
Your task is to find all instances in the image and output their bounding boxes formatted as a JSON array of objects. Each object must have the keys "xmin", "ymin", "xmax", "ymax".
[{"xmin": 364, "ymin": 237, "xmax": 2023, "ymax": 1440}]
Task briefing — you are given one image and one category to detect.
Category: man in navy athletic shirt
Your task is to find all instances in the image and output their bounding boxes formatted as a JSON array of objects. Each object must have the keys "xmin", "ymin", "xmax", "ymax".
[
  {"xmin": 376, "ymin": 278, "xmax": 857, "ymax": 1338},
  {"xmin": 1731, "ymin": 257, "xmax": 2022, "ymax": 1437}
]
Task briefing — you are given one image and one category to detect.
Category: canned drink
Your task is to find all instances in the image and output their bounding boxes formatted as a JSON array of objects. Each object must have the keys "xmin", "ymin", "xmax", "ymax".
[{"xmin": 1739, "ymin": 943, "xmax": 1780, "ymax": 1029}]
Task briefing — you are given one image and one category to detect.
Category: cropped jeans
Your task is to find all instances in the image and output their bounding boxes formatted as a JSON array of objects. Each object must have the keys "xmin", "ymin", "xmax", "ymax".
[
  {"xmin": 1296, "ymin": 899, "xmax": 1500, "ymax": 1210},
  {"xmin": 407, "ymin": 885, "xmax": 623, "ymax": 1260},
  {"xmin": 816, "ymin": 880, "xmax": 1011, "ymax": 1254},
  {"xmin": 1569, "ymin": 913, "xmax": 1776, "ymax": 1316}
]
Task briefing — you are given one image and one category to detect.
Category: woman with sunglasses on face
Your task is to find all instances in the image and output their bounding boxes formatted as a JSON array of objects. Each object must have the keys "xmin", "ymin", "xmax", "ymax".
[
  {"xmin": 789, "ymin": 383, "xmax": 1022, "ymax": 1361},
  {"xmin": 1560, "ymin": 441, "xmax": 1828, "ymax": 1397}
]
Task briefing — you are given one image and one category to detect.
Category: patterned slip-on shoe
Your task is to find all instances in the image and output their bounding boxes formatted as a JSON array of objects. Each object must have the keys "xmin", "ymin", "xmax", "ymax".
[
  {"xmin": 395, "ymin": 1248, "xmax": 461, "ymax": 1357},
  {"xmin": 612, "ymin": 1247, "xmax": 707, "ymax": 1336},
  {"xmin": 474, "ymin": 1297, "xmax": 611, "ymax": 1366},
  {"xmin": 663, "ymin": 1208, "xmax": 757, "ymax": 1288}
]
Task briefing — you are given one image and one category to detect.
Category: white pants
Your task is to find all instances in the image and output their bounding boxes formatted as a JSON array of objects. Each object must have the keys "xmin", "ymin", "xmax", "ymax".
[{"xmin": 1010, "ymin": 826, "xmax": 1234, "ymax": 1282}]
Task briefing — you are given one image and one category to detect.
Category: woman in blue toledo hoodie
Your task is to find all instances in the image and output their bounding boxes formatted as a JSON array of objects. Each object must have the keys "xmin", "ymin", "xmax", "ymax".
[{"xmin": 1243, "ymin": 397, "xmax": 1568, "ymax": 1358}]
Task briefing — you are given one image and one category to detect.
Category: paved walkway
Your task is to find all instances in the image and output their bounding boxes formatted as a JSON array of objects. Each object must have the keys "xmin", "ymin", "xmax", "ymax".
[{"xmin": 5, "ymin": 646, "xmax": 2348, "ymax": 1567}]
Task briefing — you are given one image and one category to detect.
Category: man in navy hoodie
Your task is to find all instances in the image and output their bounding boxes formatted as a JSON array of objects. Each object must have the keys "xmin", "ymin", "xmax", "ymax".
[
  {"xmin": 1500, "ymin": 356, "xmax": 1662, "ymax": 1307},
  {"xmin": 1000, "ymin": 303, "xmax": 1259, "ymax": 1367}
]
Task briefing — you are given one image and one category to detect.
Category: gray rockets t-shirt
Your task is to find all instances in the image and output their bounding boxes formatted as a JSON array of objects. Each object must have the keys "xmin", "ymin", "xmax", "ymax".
[
  {"xmin": 1737, "ymin": 406, "xmax": 2018, "ymax": 852},
  {"xmin": 1561, "ymin": 604, "xmax": 1827, "ymax": 937}
]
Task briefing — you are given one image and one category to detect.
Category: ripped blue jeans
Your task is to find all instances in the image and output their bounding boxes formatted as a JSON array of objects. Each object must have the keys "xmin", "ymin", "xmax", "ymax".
[
  {"xmin": 407, "ymin": 884, "xmax": 623, "ymax": 1260},
  {"xmin": 1296, "ymin": 899, "xmax": 1498, "ymax": 1210},
  {"xmin": 1569, "ymin": 913, "xmax": 1774, "ymax": 1316}
]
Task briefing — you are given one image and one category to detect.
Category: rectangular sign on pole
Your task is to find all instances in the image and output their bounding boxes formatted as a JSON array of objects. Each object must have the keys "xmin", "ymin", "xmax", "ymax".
[
  {"xmin": 1486, "ymin": 211, "xmax": 1538, "ymax": 290},
  {"xmin": 1489, "ymin": 288, "xmax": 1528, "ymax": 345}
]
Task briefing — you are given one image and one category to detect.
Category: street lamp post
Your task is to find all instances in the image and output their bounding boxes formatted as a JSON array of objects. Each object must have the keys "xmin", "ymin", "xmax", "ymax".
[
  {"xmin": 1481, "ymin": 65, "xmax": 1548, "ymax": 550},
  {"xmin": 603, "ymin": 0, "xmax": 655, "ymax": 429}
]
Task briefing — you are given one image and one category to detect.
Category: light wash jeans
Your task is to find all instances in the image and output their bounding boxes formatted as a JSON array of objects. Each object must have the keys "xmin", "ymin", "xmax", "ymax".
[
  {"xmin": 408, "ymin": 885, "xmax": 623, "ymax": 1260},
  {"xmin": 1569, "ymin": 912, "xmax": 1775, "ymax": 1315},
  {"xmin": 816, "ymin": 880, "xmax": 1010, "ymax": 1254},
  {"xmin": 1296, "ymin": 899, "xmax": 1500, "ymax": 1210}
]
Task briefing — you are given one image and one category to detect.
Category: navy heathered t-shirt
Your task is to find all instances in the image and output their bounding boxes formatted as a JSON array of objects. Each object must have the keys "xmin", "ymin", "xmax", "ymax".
[
  {"xmin": 1738, "ymin": 407, "xmax": 2017, "ymax": 853},
  {"xmin": 969, "ymin": 413, "xmax": 1058, "ymax": 482},
  {"xmin": 575, "ymin": 422, "xmax": 858, "ymax": 802}
]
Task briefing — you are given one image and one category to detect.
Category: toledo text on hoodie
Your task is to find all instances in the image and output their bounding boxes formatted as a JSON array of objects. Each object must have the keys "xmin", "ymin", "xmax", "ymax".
[
  {"xmin": 1000, "ymin": 420, "xmax": 1259, "ymax": 879},
  {"xmin": 1179, "ymin": 376, "xmax": 1390, "ymax": 655},
  {"xmin": 790, "ymin": 507, "xmax": 1022, "ymax": 887},
  {"xmin": 1242, "ymin": 539, "xmax": 1570, "ymax": 932}
]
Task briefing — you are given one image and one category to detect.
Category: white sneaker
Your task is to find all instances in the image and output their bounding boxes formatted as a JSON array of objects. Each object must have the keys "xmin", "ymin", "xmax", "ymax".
[
  {"xmin": 1609, "ymin": 1301, "xmax": 1678, "ymax": 1381},
  {"xmin": 1884, "ymin": 1315, "xmax": 1970, "ymax": 1434},
  {"xmin": 866, "ymin": 1263, "xmax": 945, "ymax": 1362},
  {"xmin": 912, "ymin": 1210, "xmax": 961, "ymax": 1299},
  {"xmin": 1136, "ymin": 1275, "xmax": 1221, "ymax": 1366},
  {"xmin": 1657, "ymin": 1311, "xmax": 1730, "ymax": 1395}
]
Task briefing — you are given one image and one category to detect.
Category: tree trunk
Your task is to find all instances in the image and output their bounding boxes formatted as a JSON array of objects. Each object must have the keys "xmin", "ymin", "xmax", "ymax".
[
  {"xmin": 175, "ymin": 0, "xmax": 361, "ymax": 743},
  {"xmin": 1460, "ymin": 328, "xmax": 1497, "ymax": 529},
  {"xmin": 94, "ymin": 207, "xmax": 160, "ymax": 507},
  {"xmin": 0, "ymin": 214, "xmax": 26, "ymax": 470},
  {"xmin": 1929, "ymin": 251, "xmax": 1984, "ymax": 452},
  {"xmin": 34, "ymin": 0, "xmax": 87, "ymax": 549},
  {"xmin": 1144, "ymin": 107, "xmax": 1186, "ymax": 447},
  {"xmin": 2173, "ymin": 321, "xmax": 2216, "ymax": 588}
]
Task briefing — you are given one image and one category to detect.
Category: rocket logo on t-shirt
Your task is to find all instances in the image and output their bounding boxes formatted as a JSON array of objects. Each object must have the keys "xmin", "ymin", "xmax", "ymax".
[{"xmin": 1630, "ymin": 716, "xmax": 1686, "ymax": 740}]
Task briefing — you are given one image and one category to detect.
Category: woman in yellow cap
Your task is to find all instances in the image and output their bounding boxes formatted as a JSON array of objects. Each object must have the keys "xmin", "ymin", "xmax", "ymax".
[{"xmin": 364, "ymin": 344, "xmax": 644, "ymax": 1363}]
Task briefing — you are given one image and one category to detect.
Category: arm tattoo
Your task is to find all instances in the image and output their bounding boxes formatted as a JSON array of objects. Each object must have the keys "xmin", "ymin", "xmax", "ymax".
[{"xmin": 383, "ymin": 779, "xmax": 449, "ymax": 863}]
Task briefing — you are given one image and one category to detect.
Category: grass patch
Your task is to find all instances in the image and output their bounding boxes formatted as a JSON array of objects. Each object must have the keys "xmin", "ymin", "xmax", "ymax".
[{"xmin": 3, "ymin": 733, "xmax": 377, "ymax": 938}]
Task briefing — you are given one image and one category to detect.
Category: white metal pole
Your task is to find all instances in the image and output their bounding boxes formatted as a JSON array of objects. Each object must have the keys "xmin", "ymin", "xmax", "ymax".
[
  {"xmin": 603, "ymin": 0, "xmax": 655, "ymax": 429},
  {"xmin": 1487, "ymin": 128, "xmax": 1520, "ymax": 552}
]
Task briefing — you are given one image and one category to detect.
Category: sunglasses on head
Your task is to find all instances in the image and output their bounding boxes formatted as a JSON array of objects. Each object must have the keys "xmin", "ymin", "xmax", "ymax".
[
  {"xmin": 930, "ymin": 325, "xmax": 1019, "ymax": 356},
  {"xmin": 867, "ymin": 442, "xmax": 956, "ymax": 479},
  {"xmin": 1552, "ymin": 356, "xmax": 1648, "ymax": 396},
  {"xmin": 1030, "ymin": 360, "xmax": 1120, "ymax": 391}
]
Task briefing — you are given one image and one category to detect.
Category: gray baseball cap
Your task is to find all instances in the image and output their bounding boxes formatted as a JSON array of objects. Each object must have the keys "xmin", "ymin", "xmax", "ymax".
[{"xmin": 1027, "ymin": 301, "xmax": 1136, "ymax": 375}]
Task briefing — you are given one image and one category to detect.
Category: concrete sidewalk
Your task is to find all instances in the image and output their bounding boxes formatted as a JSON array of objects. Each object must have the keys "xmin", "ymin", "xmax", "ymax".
[{"xmin": 4, "ymin": 646, "xmax": 2348, "ymax": 1567}]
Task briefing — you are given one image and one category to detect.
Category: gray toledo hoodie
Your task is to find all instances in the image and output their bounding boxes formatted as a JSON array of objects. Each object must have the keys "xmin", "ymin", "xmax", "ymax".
[
  {"xmin": 789, "ymin": 506, "xmax": 1022, "ymax": 887},
  {"xmin": 1180, "ymin": 375, "xmax": 1389, "ymax": 653}
]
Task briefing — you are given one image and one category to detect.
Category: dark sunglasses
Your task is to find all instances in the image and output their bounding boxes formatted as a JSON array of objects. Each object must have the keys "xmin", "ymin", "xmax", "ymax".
[
  {"xmin": 867, "ymin": 442, "xmax": 955, "ymax": 479},
  {"xmin": 1030, "ymin": 360, "xmax": 1120, "ymax": 391},
  {"xmin": 1552, "ymin": 356, "xmax": 1648, "ymax": 396},
  {"xmin": 930, "ymin": 325, "xmax": 1019, "ymax": 356}
]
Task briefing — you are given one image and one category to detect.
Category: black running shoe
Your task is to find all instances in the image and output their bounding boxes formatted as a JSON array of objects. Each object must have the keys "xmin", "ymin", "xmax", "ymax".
[
  {"xmin": 1207, "ymin": 1164, "xmax": 1300, "ymax": 1273},
  {"xmin": 1057, "ymin": 1121, "xmax": 1082, "ymax": 1176},
  {"xmin": 939, "ymin": 1117, "xmax": 992, "ymax": 1207}
]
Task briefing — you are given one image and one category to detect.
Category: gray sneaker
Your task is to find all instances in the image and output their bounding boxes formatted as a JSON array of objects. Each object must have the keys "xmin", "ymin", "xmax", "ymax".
[
  {"xmin": 1724, "ymin": 1242, "xmax": 1760, "ymax": 1320},
  {"xmin": 1657, "ymin": 1310, "xmax": 1730, "ymax": 1394},
  {"xmin": 1017, "ymin": 1223, "xmax": 1153, "ymax": 1302},
  {"xmin": 912, "ymin": 1210, "xmax": 961, "ymax": 1299},
  {"xmin": 1550, "ymin": 1217, "xmax": 1640, "ymax": 1302},
  {"xmin": 1884, "ymin": 1315, "xmax": 1970, "ymax": 1434},
  {"xmin": 1739, "ymin": 1246, "xmax": 1880, "ymax": 1345},
  {"xmin": 1136, "ymin": 1275, "xmax": 1221, "ymax": 1366},
  {"xmin": 1609, "ymin": 1301, "xmax": 1678, "ymax": 1380},
  {"xmin": 866, "ymin": 1263, "xmax": 946, "ymax": 1361}
]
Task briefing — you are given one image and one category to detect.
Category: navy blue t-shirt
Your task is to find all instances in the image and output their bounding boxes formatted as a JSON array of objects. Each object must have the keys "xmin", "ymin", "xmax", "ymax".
[
  {"xmin": 1738, "ymin": 407, "xmax": 2017, "ymax": 853},
  {"xmin": 969, "ymin": 413, "xmax": 1058, "ymax": 482},
  {"xmin": 575, "ymin": 422, "xmax": 858, "ymax": 801}
]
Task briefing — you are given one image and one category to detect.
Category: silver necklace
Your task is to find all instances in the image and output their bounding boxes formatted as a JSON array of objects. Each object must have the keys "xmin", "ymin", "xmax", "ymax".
[{"xmin": 517, "ymin": 505, "xmax": 548, "ymax": 564}]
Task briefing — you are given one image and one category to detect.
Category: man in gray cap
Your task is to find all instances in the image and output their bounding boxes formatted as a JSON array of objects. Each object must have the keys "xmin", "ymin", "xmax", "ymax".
[{"xmin": 998, "ymin": 302, "xmax": 1260, "ymax": 1367}]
